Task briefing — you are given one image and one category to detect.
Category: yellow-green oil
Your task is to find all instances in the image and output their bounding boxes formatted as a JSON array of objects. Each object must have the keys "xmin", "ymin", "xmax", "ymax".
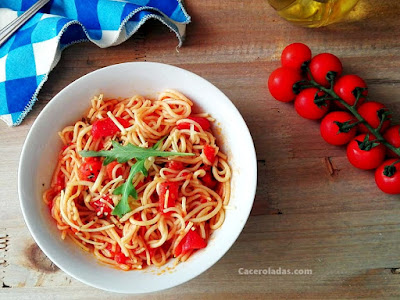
[{"xmin": 268, "ymin": 0, "xmax": 360, "ymax": 27}]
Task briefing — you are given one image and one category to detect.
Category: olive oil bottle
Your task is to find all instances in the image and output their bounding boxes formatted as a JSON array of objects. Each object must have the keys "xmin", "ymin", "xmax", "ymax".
[{"xmin": 268, "ymin": 0, "xmax": 360, "ymax": 27}]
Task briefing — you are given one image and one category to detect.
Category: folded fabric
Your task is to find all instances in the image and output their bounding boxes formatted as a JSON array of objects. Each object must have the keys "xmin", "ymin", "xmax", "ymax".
[{"xmin": 0, "ymin": 0, "xmax": 190, "ymax": 126}]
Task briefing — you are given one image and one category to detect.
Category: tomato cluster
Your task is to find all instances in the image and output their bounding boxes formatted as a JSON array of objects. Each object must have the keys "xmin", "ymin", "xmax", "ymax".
[{"xmin": 268, "ymin": 43, "xmax": 400, "ymax": 195}]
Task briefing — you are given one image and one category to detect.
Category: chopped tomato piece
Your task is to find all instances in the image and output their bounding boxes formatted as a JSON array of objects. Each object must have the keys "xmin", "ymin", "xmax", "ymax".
[
  {"xmin": 61, "ymin": 143, "xmax": 71, "ymax": 151},
  {"xmin": 174, "ymin": 241, "xmax": 183, "ymax": 257},
  {"xmin": 158, "ymin": 181, "xmax": 179, "ymax": 213},
  {"xmin": 116, "ymin": 117, "xmax": 130, "ymax": 128},
  {"xmin": 164, "ymin": 161, "xmax": 185, "ymax": 176},
  {"xmin": 174, "ymin": 229, "xmax": 207, "ymax": 257},
  {"xmin": 79, "ymin": 157, "xmax": 102, "ymax": 182},
  {"xmin": 106, "ymin": 243, "xmax": 115, "ymax": 253},
  {"xmin": 48, "ymin": 198, "xmax": 54, "ymax": 211},
  {"xmin": 167, "ymin": 161, "xmax": 184, "ymax": 171},
  {"xmin": 106, "ymin": 243, "xmax": 122, "ymax": 257},
  {"xmin": 92, "ymin": 195, "xmax": 113, "ymax": 217},
  {"xmin": 135, "ymin": 176, "xmax": 150, "ymax": 190},
  {"xmin": 148, "ymin": 247, "xmax": 156, "ymax": 258},
  {"xmin": 114, "ymin": 252, "xmax": 129, "ymax": 264},
  {"xmin": 180, "ymin": 171, "xmax": 190, "ymax": 178},
  {"xmin": 203, "ymin": 144, "xmax": 216, "ymax": 164},
  {"xmin": 177, "ymin": 117, "xmax": 210, "ymax": 132},
  {"xmin": 91, "ymin": 117, "xmax": 130, "ymax": 139},
  {"xmin": 139, "ymin": 226, "xmax": 147, "ymax": 237},
  {"xmin": 106, "ymin": 161, "xmax": 124, "ymax": 179},
  {"xmin": 161, "ymin": 240, "xmax": 172, "ymax": 254},
  {"xmin": 55, "ymin": 171, "xmax": 65, "ymax": 190},
  {"xmin": 96, "ymin": 140, "xmax": 104, "ymax": 151},
  {"xmin": 202, "ymin": 171, "xmax": 217, "ymax": 189},
  {"xmin": 135, "ymin": 180, "xmax": 145, "ymax": 190}
]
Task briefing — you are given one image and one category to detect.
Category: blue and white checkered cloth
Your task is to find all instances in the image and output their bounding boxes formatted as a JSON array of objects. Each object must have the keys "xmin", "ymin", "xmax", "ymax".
[{"xmin": 0, "ymin": 0, "xmax": 190, "ymax": 126}]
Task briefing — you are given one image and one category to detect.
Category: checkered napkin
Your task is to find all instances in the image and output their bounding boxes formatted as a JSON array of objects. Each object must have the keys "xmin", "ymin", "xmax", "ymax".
[{"xmin": 0, "ymin": 0, "xmax": 190, "ymax": 126}]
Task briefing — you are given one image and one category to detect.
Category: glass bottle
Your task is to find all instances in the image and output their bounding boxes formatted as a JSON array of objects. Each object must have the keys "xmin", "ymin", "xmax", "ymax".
[{"xmin": 268, "ymin": 0, "xmax": 360, "ymax": 27}]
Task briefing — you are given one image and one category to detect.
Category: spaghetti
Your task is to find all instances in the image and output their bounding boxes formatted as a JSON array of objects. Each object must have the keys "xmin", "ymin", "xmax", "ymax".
[{"xmin": 43, "ymin": 90, "xmax": 231, "ymax": 270}]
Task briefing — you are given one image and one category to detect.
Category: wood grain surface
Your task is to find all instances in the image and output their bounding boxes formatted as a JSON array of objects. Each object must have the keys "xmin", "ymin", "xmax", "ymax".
[{"xmin": 2, "ymin": 0, "xmax": 400, "ymax": 299}]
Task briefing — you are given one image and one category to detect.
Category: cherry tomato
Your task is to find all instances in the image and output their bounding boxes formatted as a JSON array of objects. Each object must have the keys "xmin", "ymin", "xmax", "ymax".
[
  {"xmin": 203, "ymin": 144, "xmax": 216, "ymax": 164},
  {"xmin": 383, "ymin": 125, "xmax": 400, "ymax": 158},
  {"xmin": 333, "ymin": 74, "xmax": 368, "ymax": 109},
  {"xmin": 357, "ymin": 101, "xmax": 391, "ymax": 133},
  {"xmin": 158, "ymin": 181, "xmax": 179, "ymax": 213},
  {"xmin": 320, "ymin": 111, "xmax": 357, "ymax": 146},
  {"xmin": 281, "ymin": 43, "xmax": 312, "ymax": 71},
  {"xmin": 294, "ymin": 87, "xmax": 330, "ymax": 120},
  {"xmin": 309, "ymin": 53, "xmax": 343, "ymax": 87},
  {"xmin": 91, "ymin": 117, "xmax": 130, "ymax": 139},
  {"xmin": 268, "ymin": 67, "xmax": 303, "ymax": 102},
  {"xmin": 177, "ymin": 116, "xmax": 211, "ymax": 131},
  {"xmin": 375, "ymin": 159, "xmax": 400, "ymax": 194},
  {"xmin": 106, "ymin": 161, "xmax": 125, "ymax": 179},
  {"xmin": 78, "ymin": 157, "xmax": 102, "ymax": 182},
  {"xmin": 92, "ymin": 195, "xmax": 114, "ymax": 217},
  {"xmin": 346, "ymin": 134, "xmax": 386, "ymax": 170},
  {"xmin": 174, "ymin": 229, "xmax": 207, "ymax": 257}
]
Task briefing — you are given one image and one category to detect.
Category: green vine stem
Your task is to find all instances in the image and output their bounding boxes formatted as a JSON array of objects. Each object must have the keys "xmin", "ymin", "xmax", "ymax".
[{"xmin": 302, "ymin": 69, "xmax": 400, "ymax": 158}]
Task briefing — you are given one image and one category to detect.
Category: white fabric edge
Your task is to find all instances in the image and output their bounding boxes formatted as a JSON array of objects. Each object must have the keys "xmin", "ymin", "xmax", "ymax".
[{"xmin": 9, "ymin": 3, "xmax": 190, "ymax": 126}]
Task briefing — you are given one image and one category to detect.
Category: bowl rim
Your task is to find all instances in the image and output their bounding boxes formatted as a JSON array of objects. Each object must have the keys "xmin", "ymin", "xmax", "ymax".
[{"xmin": 18, "ymin": 62, "xmax": 257, "ymax": 293}]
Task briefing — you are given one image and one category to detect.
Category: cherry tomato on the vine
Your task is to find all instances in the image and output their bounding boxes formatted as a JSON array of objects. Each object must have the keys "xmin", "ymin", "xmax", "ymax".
[
  {"xmin": 320, "ymin": 111, "xmax": 357, "ymax": 146},
  {"xmin": 281, "ymin": 43, "xmax": 312, "ymax": 71},
  {"xmin": 346, "ymin": 134, "xmax": 386, "ymax": 170},
  {"xmin": 375, "ymin": 159, "xmax": 400, "ymax": 194},
  {"xmin": 294, "ymin": 88, "xmax": 330, "ymax": 120},
  {"xmin": 383, "ymin": 125, "xmax": 400, "ymax": 158},
  {"xmin": 357, "ymin": 101, "xmax": 391, "ymax": 133},
  {"xmin": 309, "ymin": 53, "xmax": 343, "ymax": 87},
  {"xmin": 333, "ymin": 74, "xmax": 368, "ymax": 109},
  {"xmin": 268, "ymin": 67, "xmax": 303, "ymax": 102}
]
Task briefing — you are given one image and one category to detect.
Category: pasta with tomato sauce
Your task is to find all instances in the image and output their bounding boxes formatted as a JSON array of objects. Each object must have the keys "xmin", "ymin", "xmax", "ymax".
[{"xmin": 43, "ymin": 90, "xmax": 231, "ymax": 270}]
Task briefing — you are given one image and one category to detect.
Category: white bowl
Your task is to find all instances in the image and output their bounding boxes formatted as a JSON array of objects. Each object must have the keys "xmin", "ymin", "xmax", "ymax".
[{"xmin": 18, "ymin": 62, "xmax": 257, "ymax": 293}]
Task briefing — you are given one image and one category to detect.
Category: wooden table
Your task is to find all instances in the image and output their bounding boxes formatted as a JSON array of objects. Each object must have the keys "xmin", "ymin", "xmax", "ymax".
[{"xmin": 2, "ymin": 0, "xmax": 400, "ymax": 299}]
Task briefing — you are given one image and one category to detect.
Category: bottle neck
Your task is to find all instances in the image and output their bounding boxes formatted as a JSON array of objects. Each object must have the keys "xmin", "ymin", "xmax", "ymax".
[
  {"xmin": 268, "ymin": 0, "xmax": 296, "ymax": 11},
  {"xmin": 268, "ymin": 0, "xmax": 332, "ymax": 11}
]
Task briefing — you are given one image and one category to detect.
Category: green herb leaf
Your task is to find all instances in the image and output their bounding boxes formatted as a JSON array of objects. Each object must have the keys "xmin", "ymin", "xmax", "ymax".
[
  {"xmin": 80, "ymin": 137, "xmax": 195, "ymax": 218},
  {"xmin": 377, "ymin": 108, "xmax": 391, "ymax": 122},
  {"xmin": 383, "ymin": 165, "xmax": 397, "ymax": 177},
  {"xmin": 151, "ymin": 136, "xmax": 167, "ymax": 150},
  {"xmin": 152, "ymin": 136, "xmax": 167, "ymax": 150},
  {"xmin": 334, "ymin": 120, "xmax": 357, "ymax": 133},
  {"xmin": 79, "ymin": 140, "xmax": 194, "ymax": 165},
  {"xmin": 313, "ymin": 91, "xmax": 328, "ymax": 108},
  {"xmin": 356, "ymin": 134, "xmax": 380, "ymax": 151},
  {"xmin": 326, "ymin": 71, "xmax": 337, "ymax": 88},
  {"xmin": 112, "ymin": 159, "xmax": 147, "ymax": 218}
]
